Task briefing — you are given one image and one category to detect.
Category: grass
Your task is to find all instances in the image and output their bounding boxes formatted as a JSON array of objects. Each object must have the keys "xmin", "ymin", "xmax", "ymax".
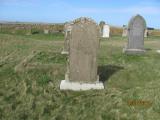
[
  {"xmin": 0, "ymin": 33, "xmax": 160, "ymax": 120},
  {"xmin": 0, "ymin": 32, "xmax": 64, "ymax": 41},
  {"xmin": 25, "ymin": 33, "xmax": 64, "ymax": 41}
]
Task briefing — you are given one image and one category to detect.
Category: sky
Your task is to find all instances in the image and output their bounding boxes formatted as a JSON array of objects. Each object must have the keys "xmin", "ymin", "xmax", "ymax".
[{"xmin": 0, "ymin": 0, "xmax": 160, "ymax": 28}]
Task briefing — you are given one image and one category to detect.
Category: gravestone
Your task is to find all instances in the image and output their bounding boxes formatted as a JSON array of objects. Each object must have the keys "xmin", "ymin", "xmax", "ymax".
[
  {"xmin": 144, "ymin": 29, "xmax": 148, "ymax": 37},
  {"xmin": 61, "ymin": 22, "xmax": 73, "ymax": 54},
  {"xmin": 122, "ymin": 25, "xmax": 128, "ymax": 37},
  {"xmin": 44, "ymin": 29, "xmax": 49, "ymax": 34},
  {"xmin": 123, "ymin": 14, "xmax": 146, "ymax": 54},
  {"xmin": 60, "ymin": 17, "xmax": 104, "ymax": 91},
  {"xmin": 102, "ymin": 24, "xmax": 110, "ymax": 38},
  {"xmin": 99, "ymin": 21, "xmax": 106, "ymax": 37}
]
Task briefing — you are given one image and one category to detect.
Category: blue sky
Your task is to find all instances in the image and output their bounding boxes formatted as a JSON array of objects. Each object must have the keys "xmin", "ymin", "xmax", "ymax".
[{"xmin": 0, "ymin": 0, "xmax": 160, "ymax": 28}]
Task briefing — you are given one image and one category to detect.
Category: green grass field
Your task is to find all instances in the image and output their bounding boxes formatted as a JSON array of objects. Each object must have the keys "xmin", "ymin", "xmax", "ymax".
[{"xmin": 0, "ymin": 33, "xmax": 160, "ymax": 120}]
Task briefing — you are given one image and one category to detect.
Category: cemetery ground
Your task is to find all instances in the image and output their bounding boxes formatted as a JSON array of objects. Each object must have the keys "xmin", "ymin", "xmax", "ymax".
[{"xmin": 0, "ymin": 33, "xmax": 160, "ymax": 120}]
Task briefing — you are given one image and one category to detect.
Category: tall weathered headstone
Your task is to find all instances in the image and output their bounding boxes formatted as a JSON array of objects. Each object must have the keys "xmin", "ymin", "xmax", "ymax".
[
  {"xmin": 123, "ymin": 14, "xmax": 146, "ymax": 54},
  {"xmin": 60, "ymin": 17, "xmax": 104, "ymax": 91},
  {"xmin": 102, "ymin": 24, "xmax": 110, "ymax": 38},
  {"xmin": 61, "ymin": 22, "xmax": 73, "ymax": 54},
  {"xmin": 122, "ymin": 25, "xmax": 128, "ymax": 37}
]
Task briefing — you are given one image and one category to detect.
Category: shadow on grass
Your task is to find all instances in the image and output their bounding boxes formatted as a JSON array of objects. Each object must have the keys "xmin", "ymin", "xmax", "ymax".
[
  {"xmin": 145, "ymin": 48, "xmax": 152, "ymax": 51},
  {"xmin": 98, "ymin": 65, "xmax": 124, "ymax": 83}
]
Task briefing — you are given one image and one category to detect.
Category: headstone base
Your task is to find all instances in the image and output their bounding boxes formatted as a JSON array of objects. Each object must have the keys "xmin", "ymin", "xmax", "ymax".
[
  {"xmin": 61, "ymin": 51, "xmax": 69, "ymax": 55},
  {"xmin": 123, "ymin": 48, "xmax": 145, "ymax": 55},
  {"xmin": 156, "ymin": 50, "xmax": 160, "ymax": 53},
  {"xmin": 102, "ymin": 36, "xmax": 109, "ymax": 38},
  {"xmin": 60, "ymin": 80, "xmax": 104, "ymax": 91}
]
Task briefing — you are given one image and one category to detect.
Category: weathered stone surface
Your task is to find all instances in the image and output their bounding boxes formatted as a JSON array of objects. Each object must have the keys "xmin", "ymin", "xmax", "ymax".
[
  {"xmin": 123, "ymin": 14, "xmax": 146, "ymax": 54},
  {"xmin": 69, "ymin": 17, "xmax": 99, "ymax": 83},
  {"xmin": 60, "ymin": 17, "xmax": 104, "ymax": 90},
  {"xmin": 102, "ymin": 24, "xmax": 110, "ymax": 38},
  {"xmin": 61, "ymin": 22, "xmax": 73, "ymax": 54}
]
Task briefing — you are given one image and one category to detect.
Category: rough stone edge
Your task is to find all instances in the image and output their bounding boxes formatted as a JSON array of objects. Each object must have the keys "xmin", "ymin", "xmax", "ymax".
[
  {"xmin": 60, "ymin": 80, "xmax": 104, "ymax": 91},
  {"xmin": 72, "ymin": 17, "xmax": 100, "ymax": 33}
]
